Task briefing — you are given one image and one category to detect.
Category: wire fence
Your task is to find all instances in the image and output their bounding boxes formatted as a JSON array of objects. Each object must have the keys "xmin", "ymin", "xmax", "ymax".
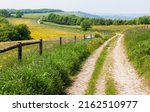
[{"xmin": 0, "ymin": 35, "xmax": 93, "ymax": 61}]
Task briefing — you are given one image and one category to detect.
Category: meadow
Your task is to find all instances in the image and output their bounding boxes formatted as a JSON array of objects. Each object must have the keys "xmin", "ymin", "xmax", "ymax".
[
  {"xmin": 1, "ymin": 12, "xmax": 149, "ymax": 95},
  {"xmin": 124, "ymin": 28, "xmax": 150, "ymax": 82},
  {"xmin": 8, "ymin": 13, "xmax": 138, "ymax": 40},
  {"xmin": 8, "ymin": 18, "xmax": 88, "ymax": 39}
]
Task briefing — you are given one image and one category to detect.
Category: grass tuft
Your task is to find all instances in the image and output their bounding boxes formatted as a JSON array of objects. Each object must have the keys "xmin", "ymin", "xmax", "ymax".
[{"xmin": 105, "ymin": 76, "xmax": 117, "ymax": 95}]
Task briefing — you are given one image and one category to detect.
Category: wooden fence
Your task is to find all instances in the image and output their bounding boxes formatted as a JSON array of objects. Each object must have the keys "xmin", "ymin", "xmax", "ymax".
[{"xmin": 0, "ymin": 35, "xmax": 93, "ymax": 60}]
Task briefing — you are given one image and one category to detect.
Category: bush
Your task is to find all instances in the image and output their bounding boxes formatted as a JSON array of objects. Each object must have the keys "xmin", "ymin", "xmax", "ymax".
[
  {"xmin": 16, "ymin": 11, "xmax": 24, "ymax": 18},
  {"xmin": 0, "ymin": 17, "xmax": 31, "ymax": 41},
  {"xmin": 94, "ymin": 32, "xmax": 102, "ymax": 38},
  {"xmin": 0, "ymin": 17, "xmax": 9, "ymax": 23},
  {"xmin": 80, "ymin": 19, "xmax": 92, "ymax": 31},
  {"xmin": 13, "ymin": 24, "xmax": 31, "ymax": 40}
]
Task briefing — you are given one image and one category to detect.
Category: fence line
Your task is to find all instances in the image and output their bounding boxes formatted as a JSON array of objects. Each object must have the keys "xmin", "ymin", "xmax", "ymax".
[{"xmin": 0, "ymin": 34, "xmax": 93, "ymax": 60}]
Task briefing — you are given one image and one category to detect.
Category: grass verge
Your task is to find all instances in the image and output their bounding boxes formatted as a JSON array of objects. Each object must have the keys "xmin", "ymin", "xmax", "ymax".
[
  {"xmin": 124, "ymin": 28, "xmax": 150, "ymax": 82},
  {"xmin": 0, "ymin": 38, "xmax": 105, "ymax": 95}
]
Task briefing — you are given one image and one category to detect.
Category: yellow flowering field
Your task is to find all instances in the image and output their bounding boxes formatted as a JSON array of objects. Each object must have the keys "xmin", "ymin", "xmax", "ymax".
[
  {"xmin": 93, "ymin": 25, "xmax": 144, "ymax": 32},
  {"xmin": 8, "ymin": 18, "xmax": 85, "ymax": 39}
]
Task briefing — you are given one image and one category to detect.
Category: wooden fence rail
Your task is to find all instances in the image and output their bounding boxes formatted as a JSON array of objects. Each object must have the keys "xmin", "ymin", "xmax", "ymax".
[
  {"xmin": 0, "ymin": 39, "xmax": 42, "ymax": 60},
  {"xmin": 0, "ymin": 44, "xmax": 19, "ymax": 53},
  {"xmin": 0, "ymin": 34, "xmax": 93, "ymax": 60}
]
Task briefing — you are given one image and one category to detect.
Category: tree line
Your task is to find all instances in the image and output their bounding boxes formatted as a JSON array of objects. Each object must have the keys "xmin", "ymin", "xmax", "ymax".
[
  {"xmin": 0, "ymin": 9, "xmax": 63, "ymax": 18},
  {"xmin": 1, "ymin": 9, "xmax": 150, "ymax": 25},
  {"xmin": 0, "ymin": 17, "xmax": 31, "ymax": 42},
  {"xmin": 44, "ymin": 13, "xmax": 150, "ymax": 25},
  {"xmin": 7, "ymin": 9, "xmax": 63, "ymax": 14}
]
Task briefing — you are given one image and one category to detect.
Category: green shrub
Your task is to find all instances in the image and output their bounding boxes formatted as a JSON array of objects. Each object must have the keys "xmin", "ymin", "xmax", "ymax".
[
  {"xmin": 94, "ymin": 32, "xmax": 102, "ymax": 38},
  {"xmin": 80, "ymin": 19, "xmax": 92, "ymax": 31},
  {"xmin": 0, "ymin": 17, "xmax": 31, "ymax": 42}
]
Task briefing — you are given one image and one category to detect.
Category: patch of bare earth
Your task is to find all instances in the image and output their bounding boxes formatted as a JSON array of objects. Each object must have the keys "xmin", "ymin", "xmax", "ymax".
[
  {"xmin": 113, "ymin": 34, "xmax": 150, "ymax": 95},
  {"xmin": 67, "ymin": 35, "xmax": 117, "ymax": 95}
]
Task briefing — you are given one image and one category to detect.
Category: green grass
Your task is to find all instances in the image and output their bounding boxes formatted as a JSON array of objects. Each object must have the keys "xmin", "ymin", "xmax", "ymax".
[
  {"xmin": 0, "ymin": 38, "xmax": 105, "ymax": 95},
  {"xmin": 104, "ymin": 37, "xmax": 118, "ymax": 95},
  {"xmin": 85, "ymin": 41, "xmax": 108, "ymax": 95},
  {"xmin": 105, "ymin": 77, "xmax": 117, "ymax": 95},
  {"xmin": 23, "ymin": 13, "xmax": 50, "ymax": 19},
  {"xmin": 124, "ymin": 28, "xmax": 150, "ymax": 82}
]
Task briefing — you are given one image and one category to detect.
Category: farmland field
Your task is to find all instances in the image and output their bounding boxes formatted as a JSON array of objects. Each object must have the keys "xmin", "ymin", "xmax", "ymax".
[
  {"xmin": 8, "ymin": 13, "xmax": 139, "ymax": 40},
  {"xmin": 1, "ymin": 11, "xmax": 150, "ymax": 95},
  {"xmin": 8, "ymin": 18, "xmax": 89, "ymax": 39}
]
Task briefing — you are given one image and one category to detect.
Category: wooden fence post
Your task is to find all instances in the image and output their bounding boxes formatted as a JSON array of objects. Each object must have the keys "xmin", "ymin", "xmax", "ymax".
[
  {"xmin": 60, "ymin": 37, "xmax": 62, "ymax": 46},
  {"xmin": 39, "ymin": 39, "xmax": 43, "ymax": 55},
  {"xmin": 84, "ymin": 34, "xmax": 86, "ymax": 40},
  {"xmin": 74, "ymin": 36, "xmax": 77, "ymax": 43},
  {"xmin": 90, "ymin": 34, "xmax": 92, "ymax": 39},
  {"xmin": 18, "ymin": 42, "xmax": 22, "ymax": 60}
]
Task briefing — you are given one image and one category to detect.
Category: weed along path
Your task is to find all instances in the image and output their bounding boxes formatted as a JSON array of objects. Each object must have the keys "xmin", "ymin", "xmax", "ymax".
[
  {"xmin": 95, "ymin": 37, "xmax": 118, "ymax": 95},
  {"xmin": 113, "ymin": 34, "xmax": 150, "ymax": 95},
  {"xmin": 67, "ymin": 35, "xmax": 117, "ymax": 95}
]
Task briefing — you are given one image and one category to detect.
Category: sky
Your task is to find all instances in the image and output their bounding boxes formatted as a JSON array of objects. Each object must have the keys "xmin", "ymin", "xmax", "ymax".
[{"xmin": 0, "ymin": 0, "xmax": 150, "ymax": 14}]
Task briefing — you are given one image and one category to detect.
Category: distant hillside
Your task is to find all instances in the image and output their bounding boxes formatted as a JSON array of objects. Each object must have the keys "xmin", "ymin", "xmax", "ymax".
[
  {"xmin": 94, "ymin": 13, "xmax": 150, "ymax": 19},
  {"xmin": 7, "ymin": 9, "xmax": 64, "ymax": 14},
  {"xmin": 54, "ymin": 11, "xmax": 101, "ymax": 18}
]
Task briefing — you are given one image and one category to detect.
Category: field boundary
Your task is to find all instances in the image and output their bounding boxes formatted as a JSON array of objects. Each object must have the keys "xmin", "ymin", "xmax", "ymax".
[{"xmin": 0, "ymin": 35, "xmax": 93, "ymax": 60}]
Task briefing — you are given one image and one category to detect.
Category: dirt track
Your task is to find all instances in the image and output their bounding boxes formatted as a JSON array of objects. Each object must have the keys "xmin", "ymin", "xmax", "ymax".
[
  {"xmin": 113, "ymin": 34, "xmax": 150, "ymax": 94},
  {"xmin": 67, "ymin": 35, "xmax": 116, "ymax": 95},
  {"xmin": 67, "ymin": 34, "xmax": 150, "ymax": 95}
]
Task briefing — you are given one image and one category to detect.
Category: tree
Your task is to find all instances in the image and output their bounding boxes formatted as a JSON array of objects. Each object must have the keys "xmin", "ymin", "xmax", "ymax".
[
  {"xmin": 0, "ymin": 17, "xmax": 31, "ymax": 42},
  {"xmin": 138, "ymin": 16, "xmax": 150, "ymax": 24},
  {"xmin": 0, "ymin": 9, "xmax": 11, "ymax": 17},
  {"xmin": 80, "ymin": 19, "xmax": 92, "ymax": 31},
  {"xmin": 16, "ymin": 11, "xmax": 24, "ymax": 18},
  {"xmin": 76, "ymin": 17, "xmax": 84, "ymax": 25},
  {"xmin": 14, "ymin": 24, "xmax": 31, "ymax": 40},
  {"xmin": 105, "ymin": 19, "xmax": 113, "ymax": 25}
]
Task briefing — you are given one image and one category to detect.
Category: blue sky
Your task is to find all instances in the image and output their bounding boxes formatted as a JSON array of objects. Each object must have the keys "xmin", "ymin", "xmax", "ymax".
[{"xmin": 0, "ymin": 0, "xmax": 150, "ymax": 14}]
